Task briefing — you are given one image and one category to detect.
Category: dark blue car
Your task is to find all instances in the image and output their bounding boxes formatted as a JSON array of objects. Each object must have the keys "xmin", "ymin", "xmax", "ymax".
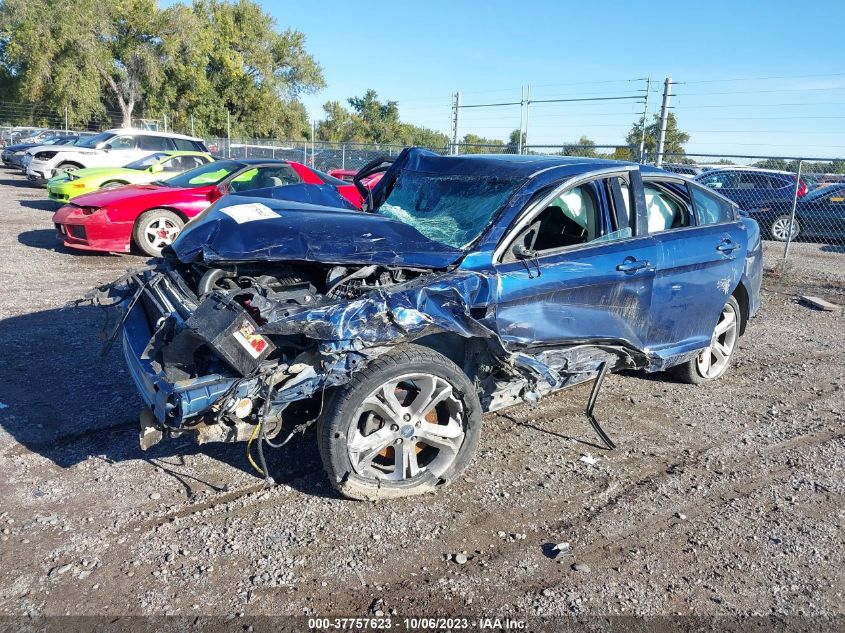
[
  {"xmin": 694, "ymin": 167, "xmax": 806, "ymax": 211},
  {"xmin": 744, "ymin": 182, "xmax": 845, "ymax": 242},
  {"xmin": 111, "ymin": 148, "xmax": 762, "ymax": 500}
]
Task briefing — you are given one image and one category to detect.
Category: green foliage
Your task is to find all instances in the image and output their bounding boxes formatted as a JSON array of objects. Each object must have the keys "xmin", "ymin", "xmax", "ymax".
[
  {"xmin": 562, "ymin": 135, "xmax": 598, "ymax": 158},
  {"xmin": 459, "ymin": 133, "xmax": 505, "ymax": 153},
  {"xmin": 0, "ymin": 0, "xmax": 324, "ymax": 136},
  {"xmin": 625, "ymin": 112, "xmax": 689, "ymax": 161},
  {"xmin": 316, "ymin": 90, "xmax": 449, "ymax": 147}
]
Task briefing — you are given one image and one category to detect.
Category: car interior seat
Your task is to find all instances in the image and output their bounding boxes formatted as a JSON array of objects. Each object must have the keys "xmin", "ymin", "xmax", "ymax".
[{"xmin": 645, "ymin": 189, "xmax": 679, "ymax": 232}]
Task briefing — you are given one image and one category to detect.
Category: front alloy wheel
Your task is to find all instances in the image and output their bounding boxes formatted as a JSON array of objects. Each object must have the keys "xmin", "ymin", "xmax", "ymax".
[
  {"xmin": 347, "ymin": 374, "xmax": 465, "ymax": 482},
  {"xmin": 133, "ymin": 209, "xmax": 185, "ymax": 257},
  {"xmin": 318, "ymin": 344, "xmax": 482, "ymax": 500}
]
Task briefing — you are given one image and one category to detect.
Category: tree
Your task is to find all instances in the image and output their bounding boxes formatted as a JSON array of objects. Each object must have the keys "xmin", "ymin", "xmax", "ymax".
[
  {"xmin": 316, "ymin": 90, "xmax": 449, "ymax": 147},
  {"xmin": 507, "ymin": 128, "xmax": 526, "ymax": 153},
  {"xmin": 459, "ymin": 133, "xmax": 505, "ymax": 153},
  {"xmin": 0, "ymin": 0, "xmax": 324, "ymax": 135},
  {"xmin": 563, "ymin": 135, "xmax": 598, "ymax": 158},
  {"xmin": 625, "ymin": 112, "xmax": 689, "ymax": 162}
]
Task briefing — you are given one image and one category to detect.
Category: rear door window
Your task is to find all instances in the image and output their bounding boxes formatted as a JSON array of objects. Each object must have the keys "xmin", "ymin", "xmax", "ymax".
[
  {"xmin": 643, "ymin": 182, "xmax": 693, "ymax": 233},
  {"xmin": 138, "ymin": 135, "xmax": 174, "ymax": 151},
  {"xmin": 690, "ymin": 184, "xmax": 736, "ymax": 225},
  {"xmin": 698, "ymin": 171, "xmax": 736, "ymax": 190}
]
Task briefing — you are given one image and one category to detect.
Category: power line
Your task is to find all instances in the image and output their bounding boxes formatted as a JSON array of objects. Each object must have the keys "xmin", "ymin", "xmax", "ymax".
[{"xmin": 678, "ymin": 72, "xmax": 845, "ymax": 84}]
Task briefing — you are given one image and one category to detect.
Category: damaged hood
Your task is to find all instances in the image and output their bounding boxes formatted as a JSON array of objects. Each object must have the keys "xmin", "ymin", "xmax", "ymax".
[{"xmin": 169, "ymin": 195, "xmax": 465, "ymax": 268}]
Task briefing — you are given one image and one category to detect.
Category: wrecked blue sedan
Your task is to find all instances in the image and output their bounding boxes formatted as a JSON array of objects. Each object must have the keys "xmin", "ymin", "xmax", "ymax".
[{"xmin": 110, "ymin": 148, "xmax": 762, "ymax": 500}]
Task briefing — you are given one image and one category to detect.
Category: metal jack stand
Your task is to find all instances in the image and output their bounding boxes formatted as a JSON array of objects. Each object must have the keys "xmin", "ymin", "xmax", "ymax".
[{"xmin": 586, "ymin": 362, "xmax": 616, "ymax": 450}]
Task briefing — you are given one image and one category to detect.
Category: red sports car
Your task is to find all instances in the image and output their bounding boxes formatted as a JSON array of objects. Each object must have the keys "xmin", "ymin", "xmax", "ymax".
[
  {"xmin": 328, "ymin": 168, "xmax": 384, "ymax": 189},
  {"xmin": 53, "ymin": 159, "xmax": 363, "ymax": 256}
]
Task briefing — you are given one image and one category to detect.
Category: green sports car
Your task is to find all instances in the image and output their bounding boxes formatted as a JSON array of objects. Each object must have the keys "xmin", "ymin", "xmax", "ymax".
[{"xmin": 47, "ymin": 151, "xmax": 214, "ymax": 202}]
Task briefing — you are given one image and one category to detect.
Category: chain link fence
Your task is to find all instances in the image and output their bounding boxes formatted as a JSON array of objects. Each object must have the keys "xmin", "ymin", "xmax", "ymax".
[{"xmin": 660, "ymin": 153, "xmax": 845, "ymax": 275}]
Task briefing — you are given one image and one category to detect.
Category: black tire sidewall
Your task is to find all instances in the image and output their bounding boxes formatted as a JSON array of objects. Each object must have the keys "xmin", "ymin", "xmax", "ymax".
[{"xmin": 317, "ymin": 345, "xmax": 482, "ymax": 499}]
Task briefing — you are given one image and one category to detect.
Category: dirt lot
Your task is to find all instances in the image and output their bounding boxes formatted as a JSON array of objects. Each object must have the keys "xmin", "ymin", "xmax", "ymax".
[{"xmin": 0, "ymin": 169, "xmax": 843, "ymax": 623}]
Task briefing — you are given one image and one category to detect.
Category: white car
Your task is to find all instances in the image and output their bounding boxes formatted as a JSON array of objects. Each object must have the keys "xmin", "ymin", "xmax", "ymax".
[{"xmin": 25, "ymin": 129, "xmax": 208, "ymax": 184}]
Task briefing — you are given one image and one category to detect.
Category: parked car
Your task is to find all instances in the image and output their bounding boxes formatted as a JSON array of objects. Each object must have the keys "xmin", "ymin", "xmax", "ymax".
[
  {"xmin": 329, "ymin": 167, "xmax": 384, "ymax": 189},
  {"xmin": 26, "ymin": 129, "xmax": 208, "ymax": 184},
  {"xmin": 745, "ymin": 182, "xmax": 845, "ymax": 241},
  {"xmin": 661, "ymin": 163, "xmax": 705, "ymax": 176},
  {"xmin": 98, "ymin": 148, "xmax": 762, "ymax": 500},
  {"xmin": 1, "ymin": 135, "xmax": 79, "ymax": 169},
  {"xmin": 53, "ymin": 159, "xmax": 364, "ymax": 256},
  {"xmin": 695, "ymin": 168, "xmax": 807, "ymax": 210},
  {"xmin": 47, "ymin": 151, "xmax": 214, "ymax": 202}
]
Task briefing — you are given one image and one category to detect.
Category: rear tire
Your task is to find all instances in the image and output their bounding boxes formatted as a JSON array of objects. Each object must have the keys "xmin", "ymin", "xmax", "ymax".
[
  {"xmin": 668, "ymin": 296, "xmax": 741, "ymax": 385},
  {"xmin": 132, "ymin": 209, "xmax": 184, "ymax": 257},
  {"xmin": 770, "ymin": 215, "xmax": 800, "ymax": 242},
  {"xmin": 317, "ymin": 344, "xmax": 482, "ymax": 500}
]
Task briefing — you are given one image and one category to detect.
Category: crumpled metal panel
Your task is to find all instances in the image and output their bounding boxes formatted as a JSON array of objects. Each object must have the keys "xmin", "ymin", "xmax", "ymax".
[{"xmin": 170, "ymin": 195, "xmax": 464, "ymax": 269}]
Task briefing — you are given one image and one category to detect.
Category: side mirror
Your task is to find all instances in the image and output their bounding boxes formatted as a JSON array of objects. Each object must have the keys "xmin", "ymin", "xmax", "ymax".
[
  {"xmin": 512, "ymin": 242, "xmax": 536, "ymax": 260},
  {"xmin": 149, "ymin": 163, "xmax": 164, "ymax": 173}
]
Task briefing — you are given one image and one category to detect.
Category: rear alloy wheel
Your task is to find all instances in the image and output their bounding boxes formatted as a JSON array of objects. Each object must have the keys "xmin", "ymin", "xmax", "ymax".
[
  {"xmin": 132, "ymin": 209, "xmax": 184, "ymax": 257},
  {"xmin": 668, "ymin": 296, "xmax": 740, "ymax": 385},
  {"xmin": 770, "ymin": 215, "xmax": 800, "ymax": 242},
  {"xmin": 318, "ymin": 344, "xmax": 482, "ymax": 500},
  {"xmin": 100, "ymin": 181, "xmax": 127, "ymax": 190}
]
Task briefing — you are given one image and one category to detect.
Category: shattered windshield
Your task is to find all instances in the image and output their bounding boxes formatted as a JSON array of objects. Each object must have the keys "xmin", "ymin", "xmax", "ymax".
[{"xmin": 376, "ymin": 171, "xmax": 519, "ymax": 249}]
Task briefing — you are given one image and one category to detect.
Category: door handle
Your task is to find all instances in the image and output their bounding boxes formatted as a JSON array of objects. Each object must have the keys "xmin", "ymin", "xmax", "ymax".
[
  {"xmin": 716, "ymin": 240, "xmax": 736, "ymax": 253},
  {"xmin": 616, "ymin": 258, "xmax": 649, "ymax": 273}
]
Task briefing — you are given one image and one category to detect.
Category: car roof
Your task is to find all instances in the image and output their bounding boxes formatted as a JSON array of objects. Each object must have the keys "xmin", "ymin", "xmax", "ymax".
[
  {"xmin": 103, "ymin": 128, "xmax": 204, "ymax": 142},
  {"xmin": 403, "ymin": 150, "xmax": 643, "ymax": 180}
]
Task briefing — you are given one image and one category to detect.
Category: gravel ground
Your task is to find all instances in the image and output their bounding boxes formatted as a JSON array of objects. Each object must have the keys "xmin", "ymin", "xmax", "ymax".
[{"xmin": 0, "ymin": 169, "xmax": 843, "ymax": 622}]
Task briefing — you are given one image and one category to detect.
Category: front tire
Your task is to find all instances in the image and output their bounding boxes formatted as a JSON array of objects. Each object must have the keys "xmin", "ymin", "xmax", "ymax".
[
  {"xmin": 100, "ymin": 180, "xmax": 128, "ymax": 190},
  {"xmin": 132, "ymin": 209, "xmax": 184, "ymax": 257},
  {"xmin": 668, "ymin": 296, "xmax": 741, "ymax": 385},
  {"xmin": 317, "ymin": 344, "xmax": 482, "ymax": 500}
]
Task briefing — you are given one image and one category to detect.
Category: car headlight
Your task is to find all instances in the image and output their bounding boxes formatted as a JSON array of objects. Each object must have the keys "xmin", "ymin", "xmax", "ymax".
[
  {"xmin": 81, "ymin": 206, "xmax": 105, "ymax": 215},
  {"xmin": 34, "ymin": 151, "xmax": 58, "ymax": 160},
  {"xmin": 13, "ymin": 150, "xmax": 24, "ymax": 156}
]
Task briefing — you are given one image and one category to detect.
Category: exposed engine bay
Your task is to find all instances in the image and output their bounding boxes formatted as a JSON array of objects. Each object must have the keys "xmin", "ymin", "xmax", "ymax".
[{"xmin": 97, "ymin": 255, "xmax": 645, "ymax": 455}]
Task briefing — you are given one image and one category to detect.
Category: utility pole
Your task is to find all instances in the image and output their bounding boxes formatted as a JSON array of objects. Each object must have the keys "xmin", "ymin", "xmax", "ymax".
[
  {"xmin": 226, "ymin": 110, "xmax": 231, "ymax": 158},
  {"xmin": 190, "ymin": 114, "xmax": 195, "ymax": 137},
  {"xmin": 638, "ymin": 77, "xmax": 651, "ymax": 163},
  {"xmin": 310, "ymin": 119, "xmax": 315, "ymax": 166},
  {"xmin": 64, "ymin": 106, "xmax": 68, "ymax": 132},
  {"xmin": 450, "ymin": 92, "xmax": 461, "ymax": 155},
  {"xmin": 655, "ymin": 77, "xmax": 672, "ymax": 167},
  {"xmin": 518, "ymin": 86, "xmax": 525, "ymax": 155},
  {"xmin": 522, "ymin": 85, "xmax": 531, "ymax": 154},
  {"xmin": 163, "ymin": 113, "xmax": 168, "ymax": 133}
]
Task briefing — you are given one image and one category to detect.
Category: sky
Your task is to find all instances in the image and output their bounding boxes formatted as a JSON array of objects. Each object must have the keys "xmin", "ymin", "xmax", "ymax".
[{"xmin": 265, "ymin": 0, "xmax": 845, "ymax": 158}]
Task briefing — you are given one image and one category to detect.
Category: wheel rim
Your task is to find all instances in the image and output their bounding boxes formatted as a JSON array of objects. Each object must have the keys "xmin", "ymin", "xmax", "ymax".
[
  {"xmin": 697, "ymin": 302, "xmax": 739, "ymax": 379},
  {"xmin": 347, "ymin": 373, "xmax": 465, "ymax": 482},
  {"xmin": 143, "ymin": 216, "xmax": 181, "ymax": 252},
  {"xmin": 101, "ymin": 182, "xmax": 123, "ymax": 190},
  {"xmin": 771, "ymin": 217, "xmax": 798, "ymax": 241},
  {"xmin": 60, "ymin": 165, "xmax": 78, "ymax": 174}
]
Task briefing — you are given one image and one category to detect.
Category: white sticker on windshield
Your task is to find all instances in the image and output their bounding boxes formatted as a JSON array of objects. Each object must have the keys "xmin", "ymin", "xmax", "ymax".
[{"xmin": 220, "ymin": 203, "xmax": 279, "ymax": 224}]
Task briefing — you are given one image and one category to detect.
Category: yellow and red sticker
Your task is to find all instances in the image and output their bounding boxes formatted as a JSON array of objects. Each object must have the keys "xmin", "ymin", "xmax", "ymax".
[{"xmin": 232, "ymin": 320, "xmax": 269, "ymax": 359}]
